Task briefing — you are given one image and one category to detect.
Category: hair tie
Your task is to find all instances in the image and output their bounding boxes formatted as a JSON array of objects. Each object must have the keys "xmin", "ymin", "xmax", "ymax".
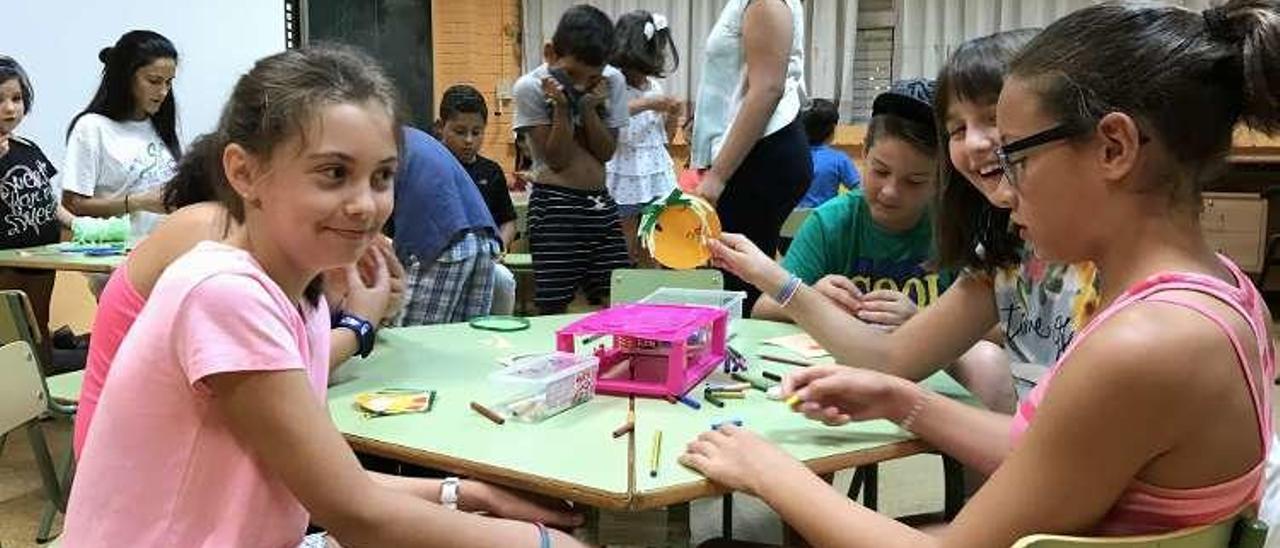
[{"xmin": 644, "ymin": 13, "xmax": 669, "ymax": 41}]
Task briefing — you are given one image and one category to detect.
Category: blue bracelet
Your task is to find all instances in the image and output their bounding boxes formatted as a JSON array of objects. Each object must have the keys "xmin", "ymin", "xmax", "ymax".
[
  {"xmin": 775, "ymin": 274, "xmax": 803, "ymax": 308},
  {"xmin": 334, "ymin": 311, "xmax": 375, "ymax": 359}
]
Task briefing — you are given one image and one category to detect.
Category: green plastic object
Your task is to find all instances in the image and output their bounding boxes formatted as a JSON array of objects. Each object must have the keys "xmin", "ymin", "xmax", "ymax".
[{"xmin": 71, "ymin": 216, "xmax": 130, "ymax": 244}]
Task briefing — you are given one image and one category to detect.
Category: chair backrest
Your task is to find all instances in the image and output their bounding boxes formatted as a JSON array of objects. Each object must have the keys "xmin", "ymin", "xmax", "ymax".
[
  {"xmin": 610, "ymin": 268, "xmax": 724, "ymax": 305},
  {"xmin": 1010, "ymin": 517, "xmax": 1266, "ymax": 548},
  {"xmin": 0, "ymin": 290, "xmax": 74, "ymax": 415},
  {"xmin": 0, "ymin": 289, "xmax": 41, "ymax": 351},
  {"xmin": 0, "ymin": 340, "xmax": 47, "ymax": 435},
  {"xmin": 780, "ymin": 208, "xmax": 814, "ymax": 239}
]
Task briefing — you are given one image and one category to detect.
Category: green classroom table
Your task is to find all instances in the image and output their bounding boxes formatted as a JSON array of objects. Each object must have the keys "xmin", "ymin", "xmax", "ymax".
[
  {"xmin": 0, "ymin": 242, "xmax": 126, "ymax": 273},
  {"xmin": 328, "ymin": 314, "xmax": 976, "ymax": 511},
  {"xmin": 43, "ymin": 314, "xmax": 976, "ymax": 513}
]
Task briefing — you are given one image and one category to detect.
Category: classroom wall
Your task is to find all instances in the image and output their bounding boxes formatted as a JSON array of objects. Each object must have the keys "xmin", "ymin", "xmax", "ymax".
[
  {"xmin": 432, "ymin": 0, "xmax": 523, "ymax": 173},
  {"xmin": 6, "ymin": 0, "xmax": 285, "ymax": 165}
]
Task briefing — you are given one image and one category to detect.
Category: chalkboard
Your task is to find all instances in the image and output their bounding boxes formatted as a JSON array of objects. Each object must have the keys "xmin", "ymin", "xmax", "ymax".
[{"xmin": 306, "ymin": 0, "xmax": 434, "ymax": 130}]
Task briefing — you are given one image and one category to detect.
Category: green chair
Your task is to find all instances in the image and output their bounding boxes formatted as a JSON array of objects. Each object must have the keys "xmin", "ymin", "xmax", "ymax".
[
  {"xmin": 780, "ymin": 207, "xmax": 813, "ymax": 239},
  {"xmin": 0, "ymin": 339, "xmax": 69, "ymax": 544},
  {"xmin": 1012, "ymin": 516, "xmax": 1267, "ymax": 548},
  {"xmin": 609, "ymin": 268, "xmax": 725, "ymax": 305},
  {"xmin": 0, "ymin": 290, "xmax": 75, "ymax": 543}
]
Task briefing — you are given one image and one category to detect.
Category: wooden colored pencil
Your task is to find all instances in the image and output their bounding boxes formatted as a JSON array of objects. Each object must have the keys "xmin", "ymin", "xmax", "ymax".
[
  {"xmin": 758, "ymin": 353, "xmax": 814, "ymax": 368},
  {"xmin": 470, "ymin": 401, "xmax": 505, "ymax": 425},
  {"xmin": 649, "ymin": 430, "xmax": 663, "ymax": 477}
]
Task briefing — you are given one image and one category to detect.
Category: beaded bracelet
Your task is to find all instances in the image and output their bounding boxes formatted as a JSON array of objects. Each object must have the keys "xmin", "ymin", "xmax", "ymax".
[
  {"xmin": 897, "ymin": 393, "xmax": 929, "ymax": 432},
  {"xmin": 776, "ymin": 274, "xmax": 803, "ymax": 308}
]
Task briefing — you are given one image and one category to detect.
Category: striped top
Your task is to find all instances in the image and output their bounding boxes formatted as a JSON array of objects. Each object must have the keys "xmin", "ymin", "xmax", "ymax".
[{"xmin": 1010, "ymin": 255, "xmax": 1273, "ymax": 535}]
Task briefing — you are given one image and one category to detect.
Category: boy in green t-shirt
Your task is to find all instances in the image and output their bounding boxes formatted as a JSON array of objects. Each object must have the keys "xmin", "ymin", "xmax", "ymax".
[{"xmin": 754, "ymin": 80, "xmax": 954, "ymax": 325}]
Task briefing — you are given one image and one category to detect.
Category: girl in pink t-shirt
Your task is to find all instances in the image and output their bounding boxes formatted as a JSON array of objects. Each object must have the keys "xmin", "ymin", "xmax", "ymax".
[
  {"xmin": 679, "ymin": 1, "xmax": 1279, "ymax": 546},
  {"xmin": 63, "ymin": 45, "xmax": 588, "ymax": 548}
]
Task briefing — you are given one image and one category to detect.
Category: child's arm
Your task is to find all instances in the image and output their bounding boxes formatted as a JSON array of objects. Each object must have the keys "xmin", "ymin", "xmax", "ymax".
[
  {"xmin": 536, "ymin": 77, "xmax": 576, "ymax": 171},
  {"xmin": 686, "ymin": 317, "xmax": 1212, "ymax": 548},
  {"xmin": 498, "ymin": 221, "xmax": 517, "ymax": 252},
  {"xmin": 580, "ymin": 80, "xmax": 619, "ymax": 163},
  {"xmin": 207, "ymin": 370, "xmax": 587, "ymax": 547},
  {"xmin": 712, "ymin": 233, "xmax": 1003, "ymax": 380},
  {"xmin": 490, "ymin": 169, "xmax": 518, "ymax": 250},
  {"xmin": 663, "ymin": 99, "xmax": 681, "ymax": 143}
]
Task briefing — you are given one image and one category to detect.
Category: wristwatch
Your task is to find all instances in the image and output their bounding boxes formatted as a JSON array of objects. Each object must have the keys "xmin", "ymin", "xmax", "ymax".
[
  {"xmin": 333, "ymin": 311, "xmax": 375, "ymax": 358},
  {"xmin": 441, "ymin": 477, "xmax": 461, "ymax": 510}
]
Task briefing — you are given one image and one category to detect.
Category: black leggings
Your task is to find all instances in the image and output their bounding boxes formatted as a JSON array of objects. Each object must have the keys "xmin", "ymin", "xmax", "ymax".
[{"xmin": 715, "ymin": 119, "xmax": 812, "ymax": 311}]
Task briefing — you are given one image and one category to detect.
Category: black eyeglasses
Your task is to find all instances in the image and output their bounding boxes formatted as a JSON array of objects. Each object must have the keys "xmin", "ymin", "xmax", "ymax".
[{"xmin": 994, "ymin": 124, "xmax": 1082, "ymax": 188}]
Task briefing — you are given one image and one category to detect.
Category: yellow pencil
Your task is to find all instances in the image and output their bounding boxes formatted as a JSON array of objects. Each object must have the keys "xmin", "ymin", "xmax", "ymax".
[{"xmin": 649, "ymin": 430, "xmax": 663, "ymax": 477}]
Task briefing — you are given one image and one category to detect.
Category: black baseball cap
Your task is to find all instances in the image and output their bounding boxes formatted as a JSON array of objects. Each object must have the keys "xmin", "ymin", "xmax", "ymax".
[{"xmin": 871, "ymin": 78, "xmax": 937, "ymax": 128}]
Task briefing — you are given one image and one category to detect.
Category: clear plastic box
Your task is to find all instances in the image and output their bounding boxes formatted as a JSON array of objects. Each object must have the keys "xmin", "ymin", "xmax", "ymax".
[
  {"xmin": 640, "ymin": 288, "xmax": 748, "ymax": 322},
  {"xmin": 487, "ymin": 352, "xmax": 598, "ymax": 423}
]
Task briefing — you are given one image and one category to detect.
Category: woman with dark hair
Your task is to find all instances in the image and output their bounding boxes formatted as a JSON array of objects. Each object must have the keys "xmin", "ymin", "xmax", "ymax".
[{"xmin": 61, "ymin": 30, "xmax": 181, "ymax": 240}]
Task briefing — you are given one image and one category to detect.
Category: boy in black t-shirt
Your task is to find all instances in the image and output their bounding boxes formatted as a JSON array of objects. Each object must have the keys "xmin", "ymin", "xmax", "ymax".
[{"xmin": 436, "ymin": 84, "xmax": 519, "ymax": 314}]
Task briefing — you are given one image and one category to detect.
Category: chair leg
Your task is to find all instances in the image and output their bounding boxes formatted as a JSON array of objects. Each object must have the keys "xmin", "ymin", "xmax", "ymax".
[
  {"xmin": 847, "ymin": 464, "xmax": 879, "ymax": 511},
  {"xmin": 26, "ymin": 422, "xmax": 64, "ymax": 543},
  {"xmin": 722, "ymin": 493, "xmax": 733, "ymax": 539},
  {"xmin": 942, "ymin": 455, "xmax": 965, "ymax": 521}
]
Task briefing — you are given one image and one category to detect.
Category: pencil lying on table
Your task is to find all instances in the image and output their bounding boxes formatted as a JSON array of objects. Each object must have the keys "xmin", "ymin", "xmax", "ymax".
[
  {"xmin": 649, "ymin": 430, "xmax": 663, "ymax": 477},
  {"xmin": 758, "ymin": 353, "xmax": 814, "ymax": 368},
  {"xmin": 470, "ymin": 401, "xmax": 505, "ymax": 425},
  {"xmin": 612, "ymin": 410, "xmax": 636, "ymax": 438}
]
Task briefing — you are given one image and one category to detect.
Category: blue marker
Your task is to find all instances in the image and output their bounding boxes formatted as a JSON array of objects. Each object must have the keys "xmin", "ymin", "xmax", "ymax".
[
  {"xmin": 711, "ymin": 418, "xmax": 744, "ymax": 430},
  {"xmin": 676, "ymin": 394, "xmax": 702, "ymax": 410}
]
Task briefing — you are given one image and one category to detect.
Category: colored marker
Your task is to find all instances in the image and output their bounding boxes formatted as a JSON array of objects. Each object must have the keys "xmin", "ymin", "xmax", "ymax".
[
  {"xmin": 730, "ymin": 373, "xmax": 768, "ymax": 392},
  {"xmin": 711, "ymin": 418, "xmax": 745, "ymax": 430},
  {"xmin": 649, "ymin": 430, "xmax": 663, "ymax": 477},
  {"xmin": 713, "ymin": 391, "xmax": 745, "ymax": 399},
  {"xmin": 761, "ymin": 371, "xmax": 783, "ymax": 382},
  {"xmin": 703, "ymin": 391, "xmax": 726, "ymax": 408},
  {"xmin": 676, "ymin": 394, "xmax": 702, "ymax": 410},
  {"xmin": 470, "ymin": 401, "xmax": 505, "ymax": 425},
  {"xmin": 708, "ymin": 382, "xmax": 751, "ymax": 392},
  {"xmin": 784, "ymin": 394, "xmax": 802, "ymax": 409}
]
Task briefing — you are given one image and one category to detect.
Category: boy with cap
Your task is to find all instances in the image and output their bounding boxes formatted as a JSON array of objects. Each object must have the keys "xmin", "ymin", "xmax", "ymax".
[{"xmin": 752, "ymin": 79, "xmax": 955, "ymax": 324}]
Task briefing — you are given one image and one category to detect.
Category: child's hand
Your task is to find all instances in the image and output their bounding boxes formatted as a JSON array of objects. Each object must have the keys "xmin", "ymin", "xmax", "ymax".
[
  {"xmin": 707, "ymin": 233, "xmax": 788, "ymax": 293},
  {"xmin": 679, "ymin": 424, "xmax": 806, "ymax": 496},
  {"xmin": 781, "ymin": 365, "xmax": 916, "ymax": 426},
  {"xmin": 580, "ymin": 78, "xmax": 609, "ymax": 110},
  {"xmin": 659, "ymin": 95, "xmax": 683, "ymax": 116},
  {"xmin": 540, "ymin": 77, "xmax": 570, "ymax": 108},
  {"xmin": 462, "ymin": 480, "xmax": 585, "ymax": 529},
  {"xmin": 329, "ymin": 244, "xmax": 392, "ymax": 324},
  {"xmin": 812, "ymin": 275, "xmax": 862, "ymax": 314},
  {"xmin": 369, "ymin": 237, "xmax": 406, "ymax": 325},
  {"xmin": 854, "ymin": 289, "xmax": 917, "ymax": 328}
]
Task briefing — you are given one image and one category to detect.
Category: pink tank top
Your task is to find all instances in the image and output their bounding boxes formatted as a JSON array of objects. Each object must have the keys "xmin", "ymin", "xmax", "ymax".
[
  {"xmin": 1010, "ymin": 256, "xmax": 1274, "ymax": 535},
  {"xmin": 74, "ymin": 263, "xmax": 146, "ymax": 459}
]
